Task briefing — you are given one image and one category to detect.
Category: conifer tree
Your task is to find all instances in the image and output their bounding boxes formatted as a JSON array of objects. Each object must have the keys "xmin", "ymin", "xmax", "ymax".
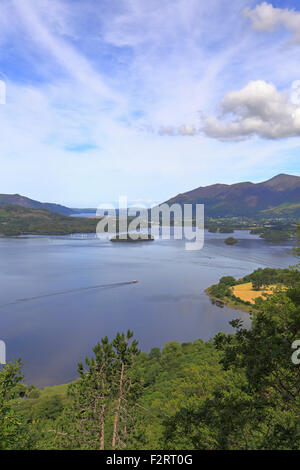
[{"xmin": 59, "ymin": 331, "xmax": 141, "ymax": 450}]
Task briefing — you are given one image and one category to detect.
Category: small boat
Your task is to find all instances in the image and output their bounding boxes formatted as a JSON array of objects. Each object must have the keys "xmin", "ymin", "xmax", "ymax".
[{"xmin": 132, "ymin": 280, "xmax": 138, "ymax": 284}]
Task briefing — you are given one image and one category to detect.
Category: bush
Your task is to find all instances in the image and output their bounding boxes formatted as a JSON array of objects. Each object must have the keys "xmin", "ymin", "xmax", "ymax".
[
  {"xmin": 224, "ymin": 237, "xmax": 238, "ymax": 245},
  {"xmin": 219, "ymin": 276, "xmax": 236, "ymax": 286}
]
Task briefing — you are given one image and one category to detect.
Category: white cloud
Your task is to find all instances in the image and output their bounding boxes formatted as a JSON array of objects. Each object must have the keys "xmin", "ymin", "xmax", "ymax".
[
  {"xmin": 244, "ymin": 2, "xmax": 300, "ymax": 43},
  {"xmin": 203, "ymin": 80, "xmax": 300, "ymax": 141},
  {"xmin": 1, "ymin": 0, "xmax": 300, "ymax": 204}
]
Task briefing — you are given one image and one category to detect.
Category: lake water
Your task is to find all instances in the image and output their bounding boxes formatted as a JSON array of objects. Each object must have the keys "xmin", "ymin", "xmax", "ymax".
[{"xmin": 0, "ymin": 230, "xmax": 297, "ymax": 387}]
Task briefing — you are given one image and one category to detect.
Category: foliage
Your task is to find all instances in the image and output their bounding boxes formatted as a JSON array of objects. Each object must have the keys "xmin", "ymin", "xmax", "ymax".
[
  {"xmin": 219, "ymin": 227, "xmax": 234, "ymax": 234},
  {"xmin": 224, "ymin": 237, "xmax": 237, "ymax": 245},
  {"xmin": 0, "ymin": 204, "xmax": 100, "ymax": 236},
  {"xmin": 163, "ymin": 280, "xmax": 300, "ymax": 449},
  {"xmin": 243, "ymin": 267, "xmax": 293, "ymax": 291},
  {"xmin": 219, "ymin": 276, "xmax": 237, "ymax": 286},
  {"xmin": 54, "ymin": 331, "xmax": 141, "ymax": 450},
  {"xmin": 208, "ymin": 276, "xmax": 236, "ymax": 300},
  {"xmin": 259, "ymin": 230, "xmax": 291, "ymax": 243},
  {"xmin": 0, "ymin": 360, "xmax": 33, "ymax": 449}
]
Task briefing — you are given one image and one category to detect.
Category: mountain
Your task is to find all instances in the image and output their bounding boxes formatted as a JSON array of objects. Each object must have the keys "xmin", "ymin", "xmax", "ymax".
[
  {"xmin": 3, "ymin": 173, "xmax": 300, "ymax": 219},
  {"xmin": 164, "ymin": 174, "xmax": 300, "ymax": 218},
  {"xmin": 0, "ymin": 194, "xmax": 74, "ymax": 215}
]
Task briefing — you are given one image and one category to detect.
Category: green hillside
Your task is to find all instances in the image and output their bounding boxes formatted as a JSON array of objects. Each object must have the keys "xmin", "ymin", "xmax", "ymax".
[
  {"xmin": 0, "ymin": 205, "xmax": 100, "ymax": 236},
  {"xmin": 0, "ymin": 194, "xmax": 74, "ymax": 215},
  {"xmin": 261, "ymin": 202, "xmax": 300, "ymax": 217}
]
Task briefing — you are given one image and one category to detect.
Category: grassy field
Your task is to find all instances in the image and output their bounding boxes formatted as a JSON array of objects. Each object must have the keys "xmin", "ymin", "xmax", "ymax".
[
  {"xmin": 232, "ymin": 282, "xmax": 283, "ymax": 304},
  {"xmin": 205, "ymin": 268, "xmax": 290, "ymax": 313}
]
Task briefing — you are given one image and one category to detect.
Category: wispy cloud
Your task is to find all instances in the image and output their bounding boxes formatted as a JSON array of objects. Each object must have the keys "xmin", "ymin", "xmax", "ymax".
[
  {"xmin": 0, "ymin": 0, "xmax": 300, "ymax": 205},
  {"xmin": 158, "ymin": 125, "xmax": 199, "ymax": 137},
  {"xmin": 11, "ymin": 0, "xmax": 124, "ymax": 106}
]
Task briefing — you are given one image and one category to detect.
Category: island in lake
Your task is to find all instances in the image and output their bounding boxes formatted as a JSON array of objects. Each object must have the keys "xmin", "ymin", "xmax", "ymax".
[{"xmin": 224, "ymin": 236, "xmax": 238, "ymax": 245}]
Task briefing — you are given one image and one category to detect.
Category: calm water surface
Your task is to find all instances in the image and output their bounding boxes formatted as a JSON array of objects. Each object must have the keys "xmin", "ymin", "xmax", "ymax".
[{"xmin": 0, "ymin": 230, "xmax": 296, "ymax": 386}]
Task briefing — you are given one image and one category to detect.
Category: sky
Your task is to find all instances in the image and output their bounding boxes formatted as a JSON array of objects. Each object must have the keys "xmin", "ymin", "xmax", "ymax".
[{"xmin": 0, "ymin": 0, "xmax": 300, "ymax": 207}]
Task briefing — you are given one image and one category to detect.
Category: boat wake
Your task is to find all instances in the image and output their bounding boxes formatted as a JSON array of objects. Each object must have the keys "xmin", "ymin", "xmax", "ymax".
[{"xmin": 0, "ymin": 281, "xmax": 138, "ymax": 308}]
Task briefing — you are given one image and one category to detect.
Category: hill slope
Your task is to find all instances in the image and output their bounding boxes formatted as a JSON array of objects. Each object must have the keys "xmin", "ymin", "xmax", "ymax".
[
  {"xmin": 0, "ymin": 194, "xmax": 74, "ymax": 215},
  {"xmin": 165, "ymin": 174, "xmax": 300, "ymax": 217},
  {"xmin": 0, "ymin": 205, "xmax": 99, "ymax": 236}
]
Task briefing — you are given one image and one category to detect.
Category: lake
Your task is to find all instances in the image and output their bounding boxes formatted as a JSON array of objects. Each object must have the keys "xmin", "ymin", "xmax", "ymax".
[{"xmin": 0, "ymin": 230, "xmax": 297, "ymax": 387}]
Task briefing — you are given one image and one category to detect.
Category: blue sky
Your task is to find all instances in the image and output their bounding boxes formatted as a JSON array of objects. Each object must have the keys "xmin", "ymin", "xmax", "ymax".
[{"xmin": 0, "ymin": 0, "xmax": 300, "ymax": 207}]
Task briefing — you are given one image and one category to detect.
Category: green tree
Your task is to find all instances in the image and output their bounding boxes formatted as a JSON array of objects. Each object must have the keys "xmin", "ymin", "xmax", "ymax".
[
  {"xmin": 219, "ymin": 276, "xmax": 236, "ymax": 286},
  {"xmin": 0, "ymin": 360, "xmax": 32, "ymax": 449},
  {"xmin": 163, "ymin": 274, "xmax": 300, "ymax": 450},
  {"xmin": 111, "ymin": 331, "xmax": 141, "ymax": 449},
  {"xmin": 58, "ymin": 331, "xmax": 141, "ymax": 450},
  {"xmin": 292, "ymin": 224, "xmax": 300, "ymax": 257}
]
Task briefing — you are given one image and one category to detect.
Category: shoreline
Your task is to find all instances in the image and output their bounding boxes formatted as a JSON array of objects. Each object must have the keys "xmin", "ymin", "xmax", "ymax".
[{"xmin": 204, "ymin": 287, "xmax": 254, "ymax": 314}]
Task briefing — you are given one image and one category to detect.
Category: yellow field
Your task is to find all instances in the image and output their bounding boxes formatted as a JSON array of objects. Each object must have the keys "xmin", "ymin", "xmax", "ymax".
[{"xmin": 232, "ymin": 282, "xmax": 280, "ymax": 304}]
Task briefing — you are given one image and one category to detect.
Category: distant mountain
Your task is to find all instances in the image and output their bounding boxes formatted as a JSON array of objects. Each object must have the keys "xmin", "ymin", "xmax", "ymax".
[
  {"xmin": 0, "ymin": 194, "xmax": 74, "ymax": 215},
  {"xmin": 165, "ymin": 174, "xmax": 300, "ymax": 218}
]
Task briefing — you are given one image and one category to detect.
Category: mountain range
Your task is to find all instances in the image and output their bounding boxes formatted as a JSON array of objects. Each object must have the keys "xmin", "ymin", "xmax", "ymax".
[
  {"xmin": 165, "ymin": 174, "xmax": 300, "ymax": 218},
  {"xmin": 1, "ymin": 174, "xmax": 300, "ymax": 219}
]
